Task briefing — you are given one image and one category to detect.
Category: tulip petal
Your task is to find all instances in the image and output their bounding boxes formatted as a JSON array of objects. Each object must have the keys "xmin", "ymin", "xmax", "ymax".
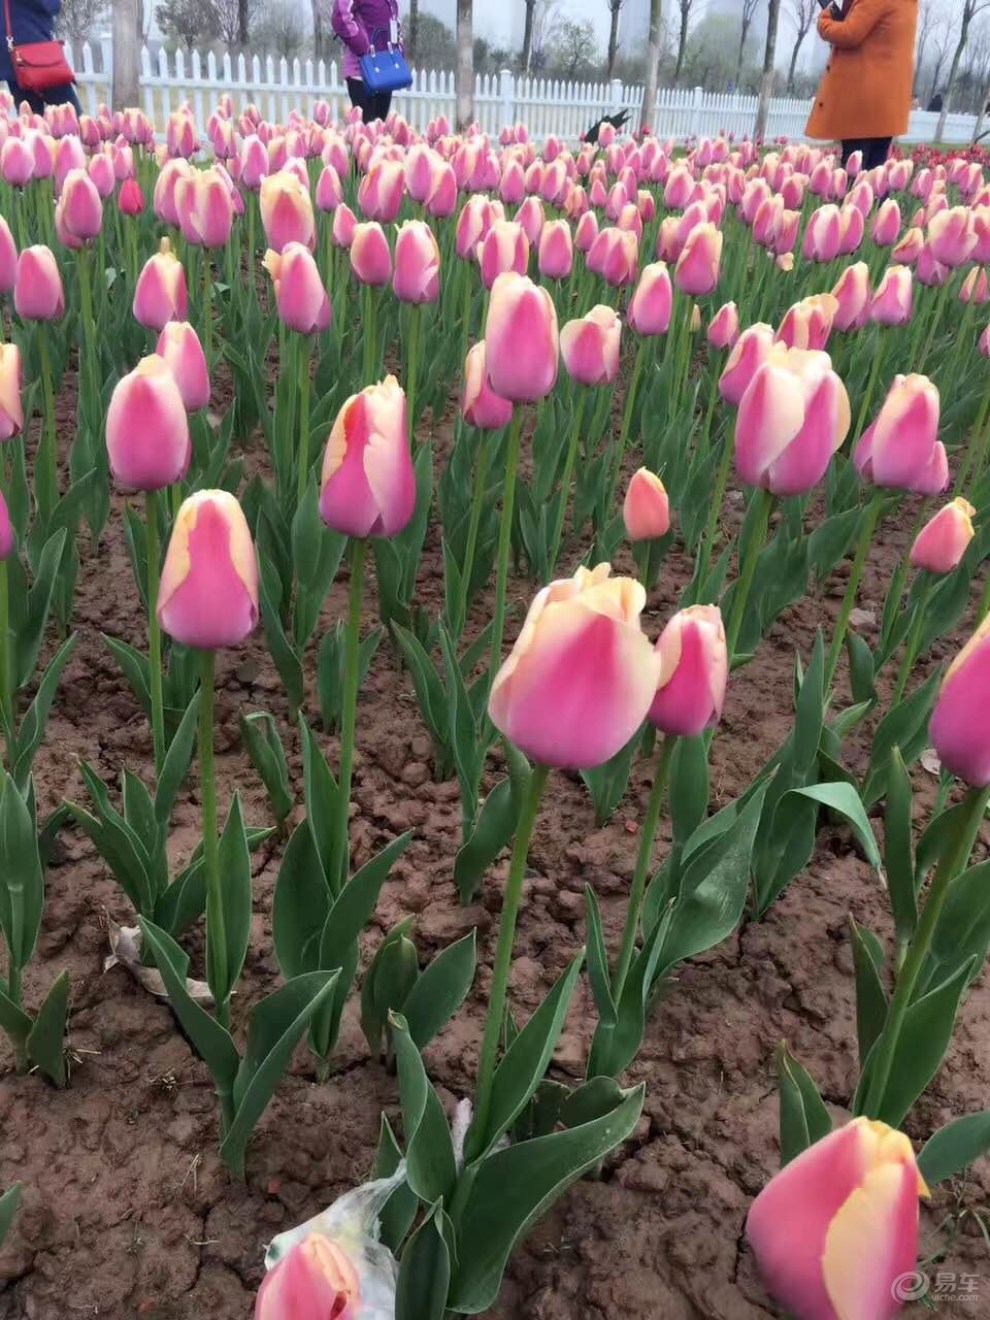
[{"xmin": 822, "ymin": 1162, "xmax": 921, "ymax": 1320}]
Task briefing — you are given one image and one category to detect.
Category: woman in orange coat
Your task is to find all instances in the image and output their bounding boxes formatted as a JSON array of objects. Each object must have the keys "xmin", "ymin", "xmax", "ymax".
[{"xmin": 806, "ymin": 0, "xmax": 919, "ymax": 170}]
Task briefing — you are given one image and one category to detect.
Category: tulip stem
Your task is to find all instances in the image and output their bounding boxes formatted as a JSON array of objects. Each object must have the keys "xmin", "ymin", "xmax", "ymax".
[
  {"xmin": 956, "ymin": 384, "xmax": 990, "ymax": 498},
  {"xmin": 0, "ymin": 558, "xmax": 10, "ymax": 761},
  {"xmin": 548, "ymin": 387, "xmax": 588, "ymax": 574},
  {"xmin": 36, "ymin": 330, "xmax": 57, "ymax": 526},
  {"xmin": 978, "ymin": 570, "xmax": 990, "ymax": 626},
  {"xmin": 454, "ymin": 430, "xmax": 491, "ymax": 638},
  {"xmin": 76, "ymin": 246, "xmax": 95, "ymax": 395},
  {"xmin": 489, "ymin": 409, "xmax": 524, "ymax": 695},
  {"xmin": 726, "ymin": 487, "xmax": 774, "ymax": 662},
  {"xmin": 891, "ymin": 574, "xmax": 933, "ymax": 707},
  {"xmin": 296, "ymin": 335, "xmax": 311, "ymax": 509},
  {"xmin": 406, "ymin": 305, "xmax": 423, "ymax": 443},
  {"xmin": 199, "ymin": 649, "xmax": 228, "ymax": 1029},
  {"xmin": 824, "ymin": 492, "xmax": 884, "ymax": 692},
  {"xmin": 146, "ymin": 491, "xmax": 166, "ymax": 780},
  {"xmin": 336, "ymin": 536, "xmax": 366, "ymax": 893},
  {"xmin": 612, "ymin": 734, "xmax": 675, "ymax": 1003},
  {"xmin": 202, "ymin": 253, "xmax": 213, "ymax": 370},
  {"xmin": 470, "ymin": 762, "xmax": 550, "ymax": 1155},
  {"xmin": 362, "ymin": 283, "xmax": 377, "ymax": 383},
  {"xmin": 853, "ymin": 333, "xmax": 887, "ymax": 445},
  {"xmin": 692, "ymin": 425, "xmax": 733, "ymax": 602},
  {"xmin": 602, "ymin": 339, "xmax": 646, "ymax": 517},
  {"xmin": 861, "ymin": 784, "xmax": 990, "ymax": 1120}
]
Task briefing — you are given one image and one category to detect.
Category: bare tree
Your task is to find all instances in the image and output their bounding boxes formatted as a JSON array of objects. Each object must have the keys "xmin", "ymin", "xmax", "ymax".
[
  {"xmin": 237, "ymin": 0, "xmax": 247, "ymax": 44},
  {"xmin": 156, "ymin": 0, "xmax": 215, "ymax": 48},
  {"xmin": 674, "ymin": 0, "xmax": 699, "ymax": 82},
  {"xmin": 530, "ymin": 0, "xmax": 560, "ymax": 72},
  {"xmin": 212, "ymin": 0, "xmax": 258, "ymax": 48},
  {"xmin": 457, "ymin": 0, "xmax": 473, "ymax": 129},
  {"xmin": 551, "ymin": 18, "xmax": 598, "ymax": 78},
  {"xmin": 937, "ymin": 0, "xmax": 990, "ymax": 140},
  {"xmin": 57, "ymin": 0, "xmax": 109, "ymax": 46},
  {"xmin": 755, "ymin": 0, "xmax": 780, "ymax": 138},
  {"xmin": 736, "ymin": 0, "xmax": 759, "ymax": 86},
  {"xmin": 641, "ymin": 0, "xmax": 663, "ymax": 131},
  {"xmin": 605, "ymin": 0, "xmax": 624, "ymax": 79},
  {"xmin": 112, "ymin": 0, "xmax": 139, "ymax": 103},
  {"xmin": 785, "ymin": 0, "xmax": 815, "ymax": 92},
  {"xmin": 406, "ymin": 0, "xmax": 419, "ymax": 61}
]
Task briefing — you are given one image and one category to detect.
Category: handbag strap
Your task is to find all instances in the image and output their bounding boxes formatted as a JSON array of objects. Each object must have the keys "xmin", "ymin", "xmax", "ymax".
[{"xmin": 3, "ymin": 0, "xmax": 14, "ymax": 53}]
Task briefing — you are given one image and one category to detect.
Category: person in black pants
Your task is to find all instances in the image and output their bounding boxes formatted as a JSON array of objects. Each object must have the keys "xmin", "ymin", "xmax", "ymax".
[
  {"xmin": 0, "ymin": 0, "xmax": 80, "ymax": 114},
  {"xmin": 840, "ymin": 137, "xmax": 893, "ymax": 170},
  {"xmin": 332, "ymin": 0, "xmax": 402, "ymax": 124},
  {"xmin": 345, "ymin": 77, "xmax": 392, "ymax": 125}
]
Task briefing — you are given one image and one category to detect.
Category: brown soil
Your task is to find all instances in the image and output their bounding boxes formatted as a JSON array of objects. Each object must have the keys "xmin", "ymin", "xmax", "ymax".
[{"xmin": 1, "ymin": 366, "xmax": 988, "ymax": 1320}]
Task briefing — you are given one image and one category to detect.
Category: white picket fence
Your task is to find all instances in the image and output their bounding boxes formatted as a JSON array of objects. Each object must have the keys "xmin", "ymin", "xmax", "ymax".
[{"xmin": 66, "ymin": 39, "xmax": 979, "ymax": 146}]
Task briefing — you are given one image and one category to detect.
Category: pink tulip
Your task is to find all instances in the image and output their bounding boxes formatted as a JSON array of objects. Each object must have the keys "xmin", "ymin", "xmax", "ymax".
[
  {"xmin": 118, "ymin": 178, "xmax": 145, "ymax": 217},
  {"xmin": 0, "ymin": 218, "xmax": 16, "ymax": 294},
  {"xmin": 488, "ymin": 563, "xmax": 662, "ymax": 770},
  {"xmin": 479, "ymin": 220, "xmax": 529, "ymax": 292},
  {"xmin": 87, "ymin": 151, "xmax": 115, "ymax": 199},
  {"xmin": 267, "ymin": 240, "xmax": 333, "ymax": 334},
  {"xmin": 718, "ymin": 323, "xmax": 775, "ymax": 405},
  {"xmin": 176, "ymin": 167, "xmax": 234, "ymax": 248},
  {"xmin": 854, "ymin": 374, "xmax": 947, "ymax": 494},
  {"xmin": 462, "ymin": 343, "xmax": 513, "ymax": 430},
  {"xmin": 980, "ymin": 324, "xmax": 990, "ymax": 358},
  {"xmin": 870, "ymin": 265, "xmax": 913, "ymax": 326},
  {"xmin": 358, "ymin": 158, "xmax": 405, "ymax": 223},
  {"xmin": 500, "ymin": 158, "xmax": 526, "ymax": 206},
  {"xmin": 426, "ymin": 162, "xmax": 457, "ymax": 217},
  {"xmin": 746, "ymin": 1118, "xmax": 927, "ymax": 1320},
  {"xmin": 59, "ymin": 168, "xmax": 103, "ymax": 242},
  {"xmin": 707, "ymin": 302, "xmax": 739, "ymax": 350},
  {"xmin": 260, "ymin": 171, "xmax": 316, "ymax": 253},
  {"xmin": 516, "ymin": 196, "xmax": 546, "ymax": 247},
  {"xmin": 836, "ymin": 204, "xmax": 864, "ymax": 256},
  {"xmin": 891, "ymin": 225, "xmax": 923, "ymax": 265},
  {"xmin": 587, "ymin": 226, "xmax": 639, "ymax": 288},
  {"xmin": 674, "ymin": 221, "xmax": 722, "ymax": 296},
  {"xmin": 736, "ymin": 347, "xmax": 851, "ymax": 496},
  {"xmin": 484, "ymin": 272, "xmax": 558, "ymax": 403},
  {"xmin": 319, "ymin": 376, "xmax": 415, "ymax": 538},
  {"xmin": 574, "ymin": 210, "xmax": 599, "ymax": 254},
  {"xmin": 0, "ymin": 343, "xmax": 23, "ymax": 441},
  {"xmin": 777, "ymin": 294, "xmax": 838, "ymax": 352},
  {"xmin": 927, "ymin": 206, "xmax": 977, "ymax": 267},
  {"xmin": 830, "ymin": 262, "xmax": 871, "ymax": 332},
  {"xmin": 0, "ymin": 489, "xmax": 13, "ymax": 560},
  {"xmin": 648, "ymin": 606, "xmax": 728, "ymax": 737},
  {"xmin": 961, "ymin": 268, "xmax": 990, "ymax": 305},
  {"xmin": 106, "ymin": 355, "xmax": 191, "ymax": 490},
  {"xmin": 931, "ymin": 612, "xmax": 990, "ymax": 784},
  {"xmin": 133, "ymin": 239, "xmax": 188, "ymax": 331},
  {"xmin": 239, "ymin": 135, "xmax": 270, "ymax": 191},
  {"xmin": 916, "ymin": 243, "xmax": 950, "ymax": 287},
  {"xmin": 14, "ymin": 245, "xmax": 64, "ymax": 321},
  {"xmin": 392, "ymin": 220, "xmax": 441, "ymax": 305},
  {"xmin": 910, "ymin": 497, "xmax": 975, "ymax": 575},
  {"xmin": 255, "ymin": 1233, "xmax": 361, "ymax": 1320},
  {"xmin": 153, "ymin": 158, "xmax": 192, "ymax": 227},
  {"xmin": 870, "ymin": 198, "xmax": 901, "ymax": 247},
  {"xmin": 156, "ymin": 322, "xmax": 211, "ymax": 411},
  {"xmin": 538, "ymin": 219, "xmax": 573, "ymax": 280},
  {"xmin": 316, "ymin": 165, "xmax": 343, "ymax": 212},
  {"xmin": 166, "ymin": 109, "xmax": 197, "ymax": 159},
  {"xmin": 331, "ymin": 203, "xmax": 357, "ymax": 249},
  {"xmin": 627, "ymin": 261, "xmax": 672, "ymax": 337},
  {"xmin": 803, "ymin": 204, "xmax": 842, "ymax": 262},
  {"xmin": 349, "ymin": 222, "xmax": 392, "ymax": 287},
  {"xmin": 623, "ymin": 468, "xmax": 670, "ymax": 541},
  {"xmin": 158, "ymin": 491, "xmax": 259, "ymax": 650},
  {"xmin": 560, "ymin": 306, "xmax": 621, "ymax": 387}
]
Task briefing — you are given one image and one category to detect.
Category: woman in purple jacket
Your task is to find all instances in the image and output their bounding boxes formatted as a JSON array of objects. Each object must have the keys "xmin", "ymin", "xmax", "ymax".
[{"xmin": 332, "ymin": 0, "xmax": 402, "ymax": 124}]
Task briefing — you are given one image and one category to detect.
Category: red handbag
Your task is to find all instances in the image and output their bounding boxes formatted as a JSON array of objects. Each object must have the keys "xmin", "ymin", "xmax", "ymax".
[{"xmin": 3, "ymin": 0, "xmax": 74, "ymax": 93}]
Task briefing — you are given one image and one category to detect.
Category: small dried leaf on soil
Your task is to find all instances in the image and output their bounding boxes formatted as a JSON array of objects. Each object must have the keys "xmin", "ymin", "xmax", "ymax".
[{"xmin": 105, "ymin": 924, "xmax": 215, "ymax": 1005}]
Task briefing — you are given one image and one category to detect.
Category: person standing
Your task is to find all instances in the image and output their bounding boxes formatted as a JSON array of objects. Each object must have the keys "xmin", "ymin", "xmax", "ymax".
[
  {"xmin": 0, "ymin": 0, "xmax": 79, "ymax": 114},
  {"xmin": 332, "ymin": 0, "xmax": 402, "ymax": 124},
  {"xmin": 806, "ymin": 0, "xmax": 919, "ymax": 170}
]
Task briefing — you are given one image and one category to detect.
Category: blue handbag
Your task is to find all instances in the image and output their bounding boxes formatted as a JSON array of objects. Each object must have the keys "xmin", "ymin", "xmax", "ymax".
[{"xmin": 360, "ymin": 28, "xmax": 412, "ymax": 93}]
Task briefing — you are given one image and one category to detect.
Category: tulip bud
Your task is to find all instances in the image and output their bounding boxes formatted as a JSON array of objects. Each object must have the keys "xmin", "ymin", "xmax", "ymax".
[
  {"xmin": 260, "ymin": 170, "xmax": 316, "ymax": 253},
  {"xmin": 776, "ymin": 293, "xmax": 838, "ymax": 352},
  {"xmin": 14, "ymin": 242, "xmax": 64, "ymax": 322},
  {"xmin": 0, "ymin": 136, "xmax": 33, "ymax": 188},
  {"xmin": 358, "ymin": 158, "xmax": 405, "ymax": 223},
  {"xmin": 870, "ymin": 265, "xmax": 913, "ymax": 325},
  {"xmin": 648, "ymin": 605, "xmax": 728, "ymax": 737},
  {"xmin": 746, "ymin": 1117, "xmax": 927, "ymax": 1320},
  {"xmin": 488, "ymin": 563, "xmax": 662, "ymax": 769},
  {"xmin": 349, "ymin": 221, "xmax": 392, "ymax": 287},
  {"xmin": 538, "ymin": 220, "xmax": 573, "ymax": 280},
  {"xmin": 574, "ymin": 210, "xmax": 599, "ymax": 254},
  {"xmin": 623, "ymin": 468, "xmax": 670, "ymax": 541},
  {"xmin": 106, "ymin": 355, "xmax": 191, "ymax": 490},
  {"xmin": 133, "ymin": 238, "xmax": 188, "ymax": 331},
  {"xmin": 627, "ymin": 261, "xmax": 673, "ymax": 337},
  {"xmin": 176, "ymin": 166, "xmax": 234, "ymax": 248},
  {"xmin": 264, "ymin": 243, "xmax": 331, "ymax": 333},
  {"xmin": 0, "ymin": 490, "xmax": 13, "ymax": 561},
  {"xmin": 910, "ymin": 497, "xmax": 975, "ymax": 575},
  {"xmin": 870, "ymin": 198, "xmax": 901, "ymax": 246},
  {"xmin": 462, "ymin": 343, "xmax": 513, "ymax": 431},
  {"xmin": 484, "ymin": 272, "xmax": 559, "ymax": 402},
  {"xmin": 927, "ymin": 205, "xmax": 977, "ymax": 267},
  {"xmin": 707, "ymin": 302, "xmax": 739, "ymax": 350},
  {"xmin": 479, "ymin": 220, "xmax": 529, "ymax": 292},
  {"xmin": 718, "ymin": 323, "xmax": 775, "ymax": 405},
  {"xmin": 156, "ymin": 322, "xmax": 211, "ymax": 412},
  {"xmin": 674, "ymin": 222, "xmax": 723, "ymax": 296},
  {"xmin": 560, "ymin": 306, "xmax": 621, "ymax": 388},
  {"xmin": 961, "ymin": 268, "xmax": 990, "ymax": 305},
  {"xmin": 854, "ymin": 373, "xmax": 947, "ymax": 494},
  {"xmin": 587, "ymin": 226, "xmax": 639, "ymax": 288},
  {"xmin": 331, "ymin": 202, "xmax": 357, "ymax": 249},
  {"xmin": 736, "ymin": 346, "xmax": 851, "ymax": 496},
  {"xmin": 803, "ymin": 203, "xmax": 842, "ymax": 261},
  {"xmin": 256, "ymin": 1234, "xmax": 361, "ymax": 1320},
  {"xmin": 0, "ymin": 343, "xmax": 23, "ymax": 441},
  {"xmin": 118, "ymin": 177, "xmax": 145, "ymax": 217},
  {"xmin": 0, "ymin": 216, "xmax": 16, "ymax": 295},
  {"xmin": 392, "ymin": 220, "xmax": 441, "ymax": 305},
  {"xmin": 980, "ymin": 324, "xmax": 990, "ymax": 359},
  {"xmin": 831, "ymin": 262, "xmax": 871, "ymax": 331},
  {"xmin": 158, "ymin": 491, "xmax": 259, "ymax": 649},
  {"xmin": 320, "ymin": 376, "xmax": 415, "ymax": 538},
  {"xmin": 59, "ymin": 167, "xmax": 103, "ymax": 242}
]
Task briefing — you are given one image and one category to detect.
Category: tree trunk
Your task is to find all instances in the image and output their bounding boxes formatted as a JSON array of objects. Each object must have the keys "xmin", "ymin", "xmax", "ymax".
[
  {"xmin": 607, "ymin": 2, "xmax": 621, "ymax": 80},
  {"xmin": 521, "ymin": 0, "xmax": 535, "ymax": 73},
  {"xmin": 754, "ymin": 0, "xmax": 780, "ymax": 139},
  {"xmin": 735, "ymin": 23, "xmax": 747, "ymax": 87},
  {"xmin": 937, "ymin": 16, "xmax": 972, "ymax": 142},
  {"xmin": 407, "ymin": 0, "xmax": 419, "ymax": 62},
  {"xmin": 640, "ymin": 0, "xmax": 663, "ymax": 132},
  {"xmin": 457, "ymin": 0, "xmax": 474, "ymax": 130},
  {"xmin": 786, "ymin": 31, "xmax": 805, "ymax": 92},
  {"xmin": 112, "ymin": 0, "xmax": 140, "ymax": 106},
  {"xmin": 238, "ymin": 0, "xmax": 249, "ymax": 46},
  {"xmin": 312, "ymin": 0, "xmax": 323, "ymax": 59},
  {"xmin": 675, "ymin": 5, "xmax": 687, "ymax": 81}
]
